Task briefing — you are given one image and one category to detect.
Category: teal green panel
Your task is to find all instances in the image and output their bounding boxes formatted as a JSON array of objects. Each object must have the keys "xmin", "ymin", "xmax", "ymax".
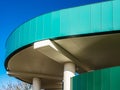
[
  {"xmin": 34, "ymin": 16, "xmax": 44, "ymax": 41},
  {"xmin": 101, "ymin": 1, "xmax": 113, "ymax": 31},
  {"xmin": 60, "ymin": 9, "xmax": 71, "ymax": 36},
  {"xmin": 91, "ymin": 3, "xmax": 101, "ymax": 33},
  {"xmin": 5, "ymin": 0, "xmax": 120, "ymax": 57},
  {"xmin": 113, "ymin": 0, "xmax": 120, "ymax": 30},
  {"xmin": 101, "ymin": 68, "xmax": 110, "ymax": 90},
  {"xmin": 23, "ymin": 20, "xmax": 36, "ymax": 44},
  {"xmin": 18, "ymin": 29, "xmax": 21, "ymax": 48},
  {"xmin": 69, "ymin": 6, "xmax": 91, "ymax": 35},
  {"xmin": 71, "ymin": 76, "xmax": 79, "ymax": 90},
  {"xmin": 110, "ymin": 67, "xmax": 120, "ymax": 90},
  {"xmin": 12, "ymin": 27, "xmax": 21, "ymax": 49},
  {"xmin": 51, "ymin": 11, "xmax": 60, "ymax": 38},
  {"xmin": 28, "ymin": 19, "xmax": 36, "ymax": 42},
  {"xmin": 42, "ymin": 13, "xmax": 52, "ymax": 39},
  {"xmin": 87, "ymin": 72, "xmax": 94, "ymax": 90},
  {"xmin": 22, "ymin": 22, "xmax": 31, "ymax": 44},
  {"xmin": 20, "ymin": 23, "xmax": 29, "ymax": 46},
  {"xmin": 77, "ymin": 75, "xmax": 81, "ymax": 90},
  {"xmin": 71, "ymin": 66, "xmax": 120, "ymax": 90},
  {"xmin": 18, "ymin": 25, "xmax": 23, "ymax": 47},
  {"xmin": 24, "ymin": 19, "xmax": 36, "ymax": 43},
  {"xmin": 80, "ymin": 73, "xmax": 87, "ymax": 90},
  {"xmin": 19, "ymin": 24, "xmax": 29, "ymax": 47},
  {"xmin": 93, "ymin": 70, "xmax": 101, "ymax": 90},
  {"xmin": 76, "ymin": 6, "xmax": 91, "ymax": 34},
  {"xmin": 69, "ymin": 7, "xmax": 81, "ymax": 35}
]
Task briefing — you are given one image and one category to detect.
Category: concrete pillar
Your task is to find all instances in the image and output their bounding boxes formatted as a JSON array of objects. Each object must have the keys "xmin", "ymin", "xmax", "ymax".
[
  {"xmin": 63, "ymin": 62, "xmax": 75, "ymax": 90},
  {"xmin": 32, "ymin": 78, "xmax": 41, "ymax": 90}
]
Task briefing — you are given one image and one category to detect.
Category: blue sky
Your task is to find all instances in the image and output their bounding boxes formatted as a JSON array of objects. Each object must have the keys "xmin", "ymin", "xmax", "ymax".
[{"xmin": 0, "ymin": 0, "xmax": 107, "ymax": 86}]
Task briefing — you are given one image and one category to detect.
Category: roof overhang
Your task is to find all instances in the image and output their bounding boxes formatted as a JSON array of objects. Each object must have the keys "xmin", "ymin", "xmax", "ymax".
[{"xmin": 6, "ymin": 33, "xmax": 120, "ymax": 88}]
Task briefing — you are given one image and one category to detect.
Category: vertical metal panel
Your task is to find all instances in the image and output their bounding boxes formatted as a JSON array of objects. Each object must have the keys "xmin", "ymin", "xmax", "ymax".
[
  {"xmin": 51, "ymin": 11, "xmax": 60, "ymax": 38},
  {"xmin": 80, "ymin": 73, "xmax": 87, "ymax": 90},
  {"xmin": 101, "ymin": 1, "xmax": 113, "ymax": 31},
  {"xmin": 22, "ymin": 22, "xmax": 30, "ymax": 45},
  {"xmin": 87, "ymin": 72, "xmax": 94, "ymax": 90},
  {"xmin": 93, "ymin": 70, "xmax": 101, "ymax": 90},
  {"xmin": 60, "ymin": 9, "xmax": 71, "ymax": 36},
  {"xmin": 91, "ymin": 3, "xmax": 101, "ymax": 33},
  {"xmin": 110, "ymin": 67, "xmax": 120, "ymax": 90},
  {"xmin": 71, "ymin": 75, "xmax": 79, "ymax": 90},
  {"xmin": 35, "ymin": 16, "xmax": 44, "ymax": 41},
  {"xmin": 113, "ymin": 0, "xmax": 120, "ymax": 30},
  {"xmin": 101, "ymin": 68, "xmax": 110, "ymax": 90},
  {"xmin": 6, "ymin": 0, "xmax": 120, "ymax": 58},
  {"xmin": 71, "ymin": 66, "xmax": 120, "ymax": 90},
  {"xmin": 69, "ymin": 5, "xmax": 91, "ymax": 35},
  {"xmin": 28, "ymin": 19, "xmax": 36, "ymax": 42},
  {"xmin": 69, "ymin": 7, "xmax": 82, "ymax": 35},
  {"xmin": 77, "ymin": 6, "xmax": 91, "ymax": 34},
  {"xmin": 43, "ymin": 13, "xmax": 51, "ymax": 39}
]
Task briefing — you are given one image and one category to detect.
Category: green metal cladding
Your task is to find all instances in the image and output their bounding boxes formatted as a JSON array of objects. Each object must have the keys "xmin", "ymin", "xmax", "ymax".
[
  {"xmin": 71, "ymin": 66, "xmax": 120, "ymax": 90},
  {"xmin": 6, "ymin": 0, "xmax": 120, "ymax": 57}
]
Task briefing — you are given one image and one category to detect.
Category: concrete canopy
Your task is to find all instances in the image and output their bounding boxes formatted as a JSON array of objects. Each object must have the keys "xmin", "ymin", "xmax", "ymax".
[
  {"xmin": 5, "ymin": 0, "xmax": 120, "ymax": 89},
  {"xmin": 7, "ymin": 33, "xmax": 120, "ymax": 89}
]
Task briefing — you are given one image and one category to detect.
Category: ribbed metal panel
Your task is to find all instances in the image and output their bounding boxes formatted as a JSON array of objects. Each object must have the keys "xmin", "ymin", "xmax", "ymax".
[
  {"xmin": 71, "ymin": 66, "xmax": 120, "ymax": 90},
  {"xmin": 6, "ymin": 0, "xmax": 120, "ymax": 57}
]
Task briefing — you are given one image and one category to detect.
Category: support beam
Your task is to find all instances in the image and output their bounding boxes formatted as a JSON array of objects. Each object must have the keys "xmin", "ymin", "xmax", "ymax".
[
  {"xmin": 34, "ymin": 40, "xmax": 91, "ymax": 71},
  {"xmin": 63, "ymin": 62, "xmax": 75, "ymax": 90},
  {"xmin": 32, "ymin": 78, "xmax": 41, "ymax": 90},
  {"xmin": 51, "ymin": 40, "xmax": 91, "ymax": 71},
  {"xmin": 7, "ymin": 71, "xmax": 62, "ymax": 80}
]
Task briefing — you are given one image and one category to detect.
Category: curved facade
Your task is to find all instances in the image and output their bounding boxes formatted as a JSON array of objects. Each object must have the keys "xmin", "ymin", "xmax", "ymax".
[
  {"xmin": 71, "ymin": 66, "xmax": 120, "ymax": 90},
  {"xmin": 5, "ymin": 0, "xmax": 120, "ymax": 90},
  {"xmin": 6, "ymin": 0, "xmax": 120, "ymax": 57}
]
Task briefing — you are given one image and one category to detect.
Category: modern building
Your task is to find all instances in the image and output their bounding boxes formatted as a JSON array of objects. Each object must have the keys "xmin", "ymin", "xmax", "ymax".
[{"xmin": 5, "ymin": 0, "xmax": 120, "ymax": 90}]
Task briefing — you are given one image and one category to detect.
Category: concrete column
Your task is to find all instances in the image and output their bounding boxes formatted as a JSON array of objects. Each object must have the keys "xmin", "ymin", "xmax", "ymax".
[
  {"xmin": 63, "ymin": 62, "xmax": 75, "ymax": 90},
  {"xmin": 32, "ymin": 78, "xmax": 41, "ymax": 90}
]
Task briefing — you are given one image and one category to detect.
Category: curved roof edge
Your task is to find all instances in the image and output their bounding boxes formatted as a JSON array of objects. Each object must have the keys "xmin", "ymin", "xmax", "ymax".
[
  {"xmin": 5, "ymin": 31, "xmax": 120, "ymax": 70},
  {"xmin": 5, "ymin": 0, "xmax": 120, "ymax": 60}
]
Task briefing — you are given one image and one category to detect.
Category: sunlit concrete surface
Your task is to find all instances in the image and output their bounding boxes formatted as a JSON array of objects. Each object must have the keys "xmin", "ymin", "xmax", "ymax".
[{"xmin": 7, "ymin": 33, "xmax": 120, "ymax": 90}]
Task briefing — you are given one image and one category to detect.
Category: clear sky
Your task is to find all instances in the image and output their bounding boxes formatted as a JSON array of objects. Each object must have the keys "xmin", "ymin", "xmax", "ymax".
[{"xmin": 0, "ymin": 0, "xmax": 107, "ymax": 86}]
